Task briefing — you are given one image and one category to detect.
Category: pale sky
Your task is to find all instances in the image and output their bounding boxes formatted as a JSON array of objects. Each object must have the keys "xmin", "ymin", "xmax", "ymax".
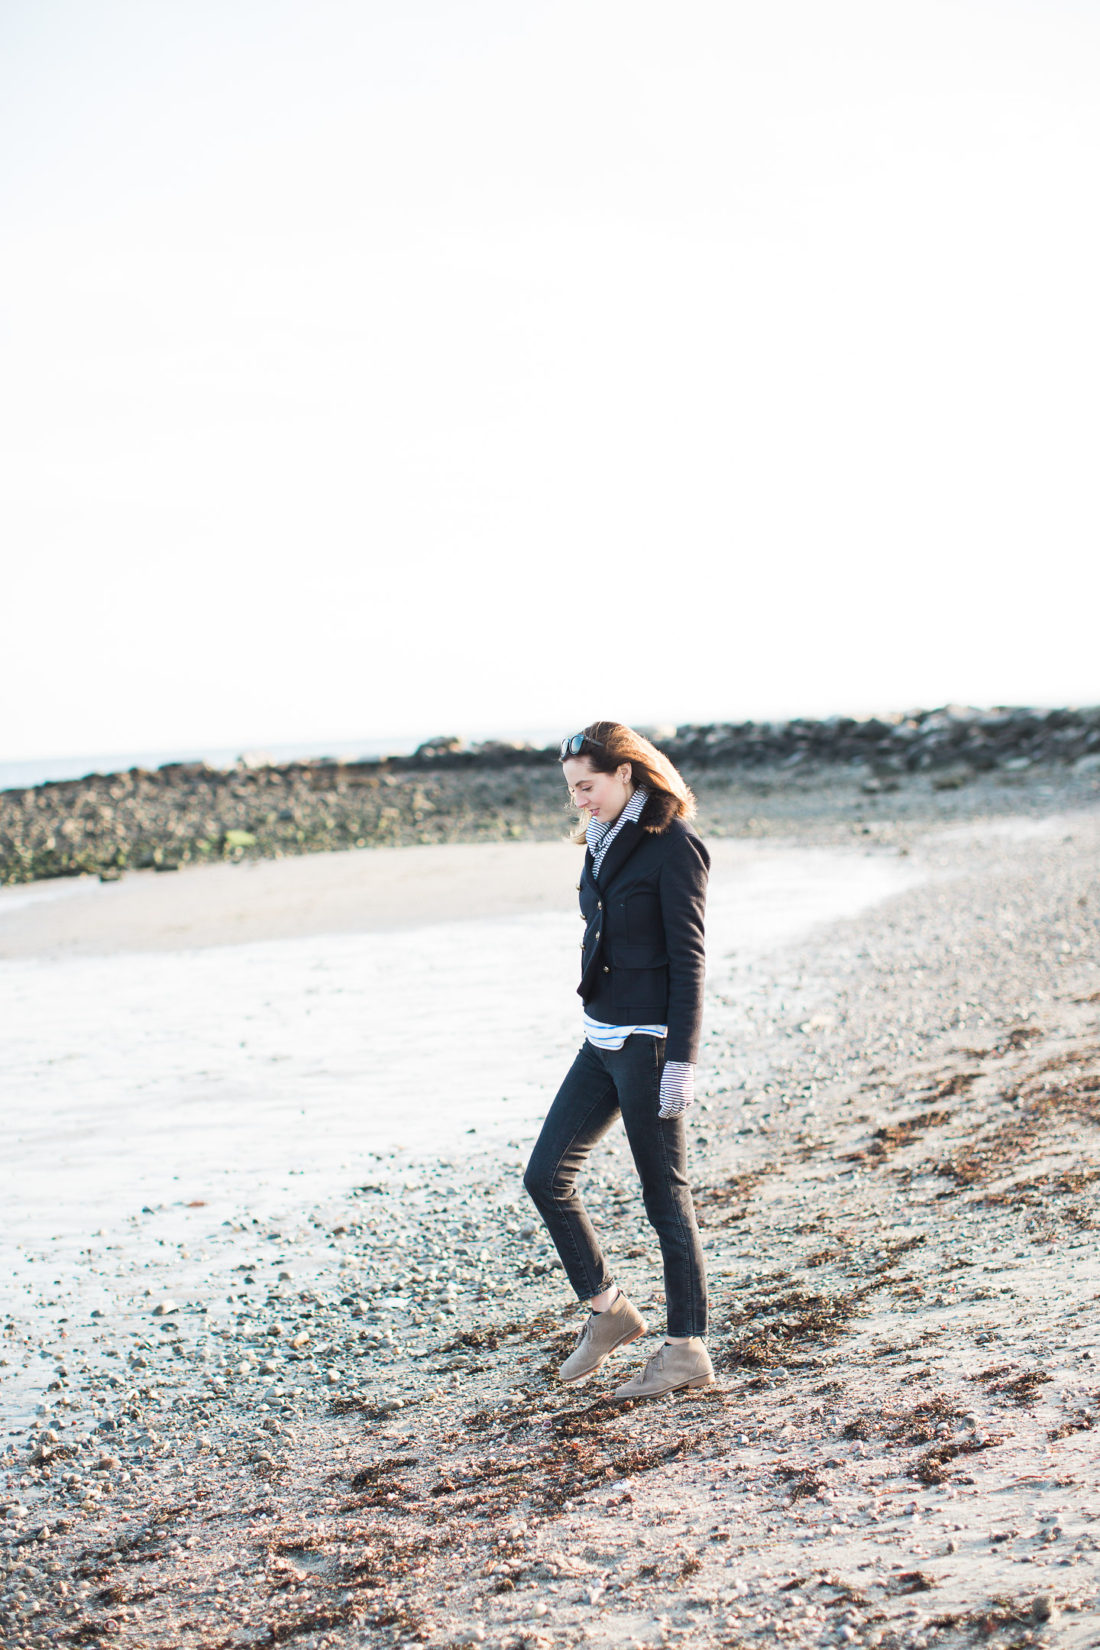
[{"xmin": 3, "ymin": 0, "xmax": 1099, "ymax": 762}]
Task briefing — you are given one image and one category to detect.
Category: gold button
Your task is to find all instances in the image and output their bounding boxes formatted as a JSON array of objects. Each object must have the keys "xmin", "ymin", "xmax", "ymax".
[
  {"xmin": 597, "ymin": 900, "xmax": 602, "ymax": 909},
  {"xmin": 575, "ymin": 882, "xmax": 581, "ymax": 891},
  {"xmin": 603, "ymin": 965, "xmax": 610, "ymax": 973},
  {"xmin": 595, "ymin": 930, "xmax": 600, "ymax": 939}
]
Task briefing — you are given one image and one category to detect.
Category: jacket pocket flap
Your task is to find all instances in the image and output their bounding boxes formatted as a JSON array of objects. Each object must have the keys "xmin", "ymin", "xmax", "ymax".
[{"xmin": 613, "ymin": 943, "xmax": 668, "ymax": 968}]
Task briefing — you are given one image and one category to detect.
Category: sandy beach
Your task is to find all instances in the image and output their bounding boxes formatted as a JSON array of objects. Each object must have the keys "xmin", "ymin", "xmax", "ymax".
[{"xmin": 2, "ymin": 773, "xmax": 1099, "ymax": 1650}]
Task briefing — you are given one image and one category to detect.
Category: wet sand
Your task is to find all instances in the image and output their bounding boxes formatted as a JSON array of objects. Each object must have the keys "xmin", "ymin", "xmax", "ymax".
[
  {"xmin": 0, "ymin": 841, "xmax": 581, "ymax": 957},
  {"xmin": 0, "ymin": 833, "xmax": 919, "ymax": 960}
]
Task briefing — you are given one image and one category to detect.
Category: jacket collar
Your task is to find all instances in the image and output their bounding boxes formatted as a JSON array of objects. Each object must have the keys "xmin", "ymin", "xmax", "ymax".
[
  {"xmin": 585, "ymin": 817, "xmax": 645, "ymax": 892},
  {"xmin": 585, "ymin": 785, "xmax": 649, "ymax": 858}
]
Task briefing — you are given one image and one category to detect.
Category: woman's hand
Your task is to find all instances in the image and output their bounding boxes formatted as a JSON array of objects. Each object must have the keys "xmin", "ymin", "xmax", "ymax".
[{"xmin": 658, "ymin": 1060, "xmax": 695, "ymax": 1118}]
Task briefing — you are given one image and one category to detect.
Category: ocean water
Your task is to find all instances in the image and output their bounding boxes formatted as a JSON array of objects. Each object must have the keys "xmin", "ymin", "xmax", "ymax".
[
  {"xmin": 0, "ymin": 726, "xmax": 568, "ymax": 791},
  {"xmin": 0, "ymin": 844, "xmax": 917, "ymax": 1248},
  {"xmin": 0, "ymin": 737, "xmax": 421, "ymax": 792}
]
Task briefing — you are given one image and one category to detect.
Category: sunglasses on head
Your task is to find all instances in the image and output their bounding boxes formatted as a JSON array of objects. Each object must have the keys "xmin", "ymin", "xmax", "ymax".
[{"xmin": 559, "ymin": 732, "xmax": 604, "ymax": 760}]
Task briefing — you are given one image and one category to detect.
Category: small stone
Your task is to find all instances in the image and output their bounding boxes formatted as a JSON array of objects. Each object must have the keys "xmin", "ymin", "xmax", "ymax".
[
  {"xmin": 1032, "ymin": 1593, "xmax": 1058, "ymax": 1622},
  {"xmin": 151, "ymin": 1301, "xmax": 177, "ymax": 1316},
  {"xmin": 290, "ymin": 1332, "xmax": 310, "ymax": 1349}
]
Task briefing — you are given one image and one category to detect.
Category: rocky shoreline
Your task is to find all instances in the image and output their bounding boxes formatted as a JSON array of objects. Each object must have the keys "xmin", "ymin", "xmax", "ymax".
[{"xmin": 4, "ymin": 706, "xmax": 1100, "ymax": 886}]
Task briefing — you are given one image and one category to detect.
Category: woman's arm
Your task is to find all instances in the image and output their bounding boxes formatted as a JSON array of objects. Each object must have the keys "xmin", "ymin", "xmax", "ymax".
[{"xmin": 657, "ymin": 826, "xmax": 710, "ymax": 1066}]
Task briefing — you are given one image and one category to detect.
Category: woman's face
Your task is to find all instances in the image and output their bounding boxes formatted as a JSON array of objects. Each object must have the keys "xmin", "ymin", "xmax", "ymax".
[{"xmin": 562, "ymin": 756, "xmax": 633, "ymax": 825}]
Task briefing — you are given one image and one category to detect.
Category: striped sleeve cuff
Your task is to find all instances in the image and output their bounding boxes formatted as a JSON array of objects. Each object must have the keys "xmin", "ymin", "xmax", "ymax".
[{"xmin": 658, "ymin": 1060, "xmax": 695, "ymax": 1117}]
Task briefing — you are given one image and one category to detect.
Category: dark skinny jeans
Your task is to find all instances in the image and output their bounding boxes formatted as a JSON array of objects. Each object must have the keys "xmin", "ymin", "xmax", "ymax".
[{"xmin": 523, "ymin": 1035, "xmax": 708, "ymax": 1338}]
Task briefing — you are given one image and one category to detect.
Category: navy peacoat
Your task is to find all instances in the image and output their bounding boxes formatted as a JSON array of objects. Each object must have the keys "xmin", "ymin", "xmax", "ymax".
[{"xmin": 576, "ymin": 813, "xmax": 709, "ymax": 1064}]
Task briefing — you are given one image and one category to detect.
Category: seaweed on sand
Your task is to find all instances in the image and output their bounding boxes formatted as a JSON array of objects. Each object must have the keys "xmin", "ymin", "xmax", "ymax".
[
  {"xmin": 724, "ymin": 1281, "xmax": 873, "ymax": 1370},
  {"xmin": 776, "ymin": 1464, "xmax": 827, "ymax": 1501},
  {"xmin": 986, "ymin": 1370, "xmax": 1053, "ymax": 1405},
  {"xmin": 911, "ymin": 1437, "xmax": 1000, "ymax": 1485},
  {"xmin": 692, "ymin": 1165, "xmax": 776, "ymax": 1226},
  {"xmin": 839, "ymin": 1108, "xmax": 953, "ymax": 1166},
  {"xmin": 841, "ymin": 1392, "xmax": 974, "ymax": 1463},
  {"xmin": 935, "ymin": 1041, "xmax": 1100, "ymax": 1191}
]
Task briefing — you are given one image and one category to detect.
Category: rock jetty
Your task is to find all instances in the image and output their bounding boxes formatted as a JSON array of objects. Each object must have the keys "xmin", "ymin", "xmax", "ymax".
[{"xmin": 3, "ymin": 705, "xmax": 1100, "ymax": 886}]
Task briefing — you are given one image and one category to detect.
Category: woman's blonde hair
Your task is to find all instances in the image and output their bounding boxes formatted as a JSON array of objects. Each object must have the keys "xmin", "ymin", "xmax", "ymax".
[{"xmin": 561, "ymin": 720, "xmax": 697, "ymax": 844}]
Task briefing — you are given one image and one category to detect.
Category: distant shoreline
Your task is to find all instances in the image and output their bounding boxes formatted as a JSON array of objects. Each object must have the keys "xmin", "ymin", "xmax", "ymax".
[
  {"xmin": 3, "ymin": 705, "xmax": 1099, "ymax": 886},
  {"xmin": 0, "ymin": 736, "xmax": 422, "ymax": 795}
]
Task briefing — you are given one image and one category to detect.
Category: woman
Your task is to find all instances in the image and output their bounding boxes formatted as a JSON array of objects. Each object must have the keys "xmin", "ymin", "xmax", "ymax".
[{"xmin": 523, "ymin": 721, "xmax": 714, "ymax": 1398}]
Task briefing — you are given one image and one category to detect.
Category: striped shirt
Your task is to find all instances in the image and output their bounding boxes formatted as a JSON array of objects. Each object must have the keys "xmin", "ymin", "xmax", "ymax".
[
  {"xmin": 583, "ymin": 787, "xmax": 695, "ymax": 1118},
  {"xmin": 587, "ymin": 784, "xmax": 649, "ymax": 876}
]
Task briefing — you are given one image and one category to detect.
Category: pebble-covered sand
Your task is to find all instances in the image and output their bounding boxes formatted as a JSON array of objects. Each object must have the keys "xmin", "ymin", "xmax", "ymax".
[{"xmin": 2, "ymin": 771, "xmax": 1099, "ymax": 1650}]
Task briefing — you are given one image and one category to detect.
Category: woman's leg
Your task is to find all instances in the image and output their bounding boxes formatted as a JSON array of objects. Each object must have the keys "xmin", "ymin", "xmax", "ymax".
[
  {"xmin": 523, "ymin": 1041, "xmax": 621, "ymax": 1302},
  {"xmin": 611, "ymin": 1036, "xmax": 708, "ymax": 1338}
]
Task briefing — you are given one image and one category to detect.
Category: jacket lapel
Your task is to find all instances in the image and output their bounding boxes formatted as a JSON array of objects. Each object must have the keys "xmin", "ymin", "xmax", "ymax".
[{"xmin": 593, "ymin": 818, "xmax": 645, "ymax": 892}]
